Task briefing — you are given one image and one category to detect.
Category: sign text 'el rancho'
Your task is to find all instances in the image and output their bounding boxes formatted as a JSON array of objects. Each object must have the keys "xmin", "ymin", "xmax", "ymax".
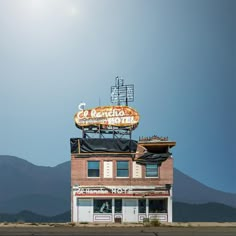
[{"xmin": 74, "ymin": 105, "xmax": 140, "ymax": 130}]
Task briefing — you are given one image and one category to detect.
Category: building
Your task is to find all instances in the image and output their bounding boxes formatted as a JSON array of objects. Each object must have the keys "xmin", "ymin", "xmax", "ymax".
[{"xmin": 70, "ymin": 136, "xmax": 176, "ymax": 223}]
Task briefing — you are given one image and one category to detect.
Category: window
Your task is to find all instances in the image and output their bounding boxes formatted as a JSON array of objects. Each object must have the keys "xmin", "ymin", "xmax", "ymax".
[
  {"xmin": 138, "ymin": 199, "xmax": 146, "ymax": 213},
  {"xmin": 115, "ymin": 199, "xmax": 122, "ymax": 213},
  {"xmin": 146, "ymin": 163, "xmax": 158, "ymax": 177},
  {"xmin": 94, "ymin": 199, "xmax": 112, "ymax": 213},
  {"xmin": 149, "ymin": 199, "xmax": 167, "ymax": 213},
  {"xmin": 116, "ymin": 161, "xmax": 129, "ymax": 177},
  {"xmin": 88, "ymin": 161, "xmax": 100, "ymax": 177}
]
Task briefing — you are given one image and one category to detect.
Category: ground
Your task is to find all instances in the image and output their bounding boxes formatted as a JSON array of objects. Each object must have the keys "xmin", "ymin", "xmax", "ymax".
[{"xmin": 0, "ymin": 223, "xmax": 236, "ymax": 236}]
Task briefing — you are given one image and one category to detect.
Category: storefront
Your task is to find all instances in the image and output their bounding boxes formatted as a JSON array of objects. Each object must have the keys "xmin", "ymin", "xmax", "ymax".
[{"xmin": 72, "ymin": 185, "xmax": 172, "ymax": 223}]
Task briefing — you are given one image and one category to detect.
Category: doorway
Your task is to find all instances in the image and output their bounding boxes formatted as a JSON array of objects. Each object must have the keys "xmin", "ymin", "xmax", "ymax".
[
  {"xmin": 77, "ymin": 198, "xmax": 93, "ymax": 222},
  {"xmin": 123, "ymin": 199, "xmax": 138, "ymax": 222}
]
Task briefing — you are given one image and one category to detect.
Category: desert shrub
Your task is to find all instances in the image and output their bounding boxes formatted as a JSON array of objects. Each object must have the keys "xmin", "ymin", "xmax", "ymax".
[{"xmin": 150, "ymin": 219, "xmax": 161, "ymax": 227}]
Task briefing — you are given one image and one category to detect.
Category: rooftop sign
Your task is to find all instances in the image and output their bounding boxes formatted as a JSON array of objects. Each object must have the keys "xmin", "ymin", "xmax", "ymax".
[{"xmin": 74, "ymin": 105, "xmax": 139, "ymax": 130}]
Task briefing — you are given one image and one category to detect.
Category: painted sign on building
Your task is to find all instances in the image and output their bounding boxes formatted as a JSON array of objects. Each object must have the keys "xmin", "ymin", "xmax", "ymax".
[
  {"xmin": 74, "ymin": 105, "xmax": 140, "ymax": 130},
  {"xmin": 74, "ymin": 187, "xmax": 133, "ymax": 196}
]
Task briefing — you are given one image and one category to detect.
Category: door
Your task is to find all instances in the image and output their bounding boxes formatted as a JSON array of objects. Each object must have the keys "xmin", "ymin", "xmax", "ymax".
[
  {"xmin": 77, "ymin": 199, "xmax": 93, "ymax": 222},
  {"xmin": 123, "ymin": 199, "xmax": 138, "ymax": 222}
]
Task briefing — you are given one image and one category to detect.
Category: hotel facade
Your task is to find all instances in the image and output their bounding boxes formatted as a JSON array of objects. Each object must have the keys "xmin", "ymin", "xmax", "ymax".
[
  {"xmin": 71, "ymin": 136, "xmax": 175, "ymax": 223},
  {"xmin": 70, "ymin": 103, "xmax": 175, "ymax": 223}
]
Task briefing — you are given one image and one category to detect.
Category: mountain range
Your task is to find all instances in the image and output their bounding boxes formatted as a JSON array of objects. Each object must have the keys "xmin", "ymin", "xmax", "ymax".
[
  {"xmin": 0, "ymin": 155, "xmax": 70, "ymax": 216},
  {"xmin": 1, "ymin": 202, "xmax": 236, "ymax": 223},
  {"xmin": 173, "ymin": 169, "xmax": 236, "ymax": 208},
  {"xmin": 0, "ymin": 155, "xmax": 235, "ymax": 221}
]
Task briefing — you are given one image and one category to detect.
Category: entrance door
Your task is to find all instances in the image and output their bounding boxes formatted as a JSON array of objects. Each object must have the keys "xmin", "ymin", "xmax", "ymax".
[
  {"xmin": 77, "ymin": 199, "xmax": 93, "ymax": 222},
  {"xmin": 123, "ymin": 199, "xmax": 138, "ymax": 222}
]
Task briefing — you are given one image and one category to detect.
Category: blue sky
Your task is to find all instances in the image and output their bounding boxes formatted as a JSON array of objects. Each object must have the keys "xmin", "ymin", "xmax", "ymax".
[{"xmin": 0, "ymin": 0, "xmax": 235, "ymax": 193}]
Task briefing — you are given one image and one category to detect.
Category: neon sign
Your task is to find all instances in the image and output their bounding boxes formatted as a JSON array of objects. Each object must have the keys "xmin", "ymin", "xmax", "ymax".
[{"xmin": 74, "ymin": 105, "xmax": 139, "ymax": 130}]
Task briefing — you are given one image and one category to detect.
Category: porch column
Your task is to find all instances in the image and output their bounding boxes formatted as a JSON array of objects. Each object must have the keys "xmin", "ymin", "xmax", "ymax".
[{"xmin": 167, "ymin": 187, "xmax": 173, "ymax": 222}]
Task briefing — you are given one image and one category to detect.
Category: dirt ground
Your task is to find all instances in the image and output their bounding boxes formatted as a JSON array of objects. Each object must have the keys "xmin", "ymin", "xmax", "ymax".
[
  {"xmin": 0, "ymin": 223, "xmax": 236, "ymax": 236},
  {"xmin": 0, "ymin": 222, "xmax": 236, "ymax": 227}
]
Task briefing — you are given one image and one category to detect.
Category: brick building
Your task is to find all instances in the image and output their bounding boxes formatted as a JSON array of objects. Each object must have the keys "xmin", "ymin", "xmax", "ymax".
[{"xmin": 70, "ymin": 137, "xmax": 176, "ymax": 223}]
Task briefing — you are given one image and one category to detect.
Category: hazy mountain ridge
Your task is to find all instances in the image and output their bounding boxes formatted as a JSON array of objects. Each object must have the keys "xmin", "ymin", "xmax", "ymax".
[
  {"xmin": 0, "ymin": 155, "xmax": 70, "ymax": 216},
  {"xmin": 0, "ymin": 210, "xmax": 70, "ymax": 223},
  {"xmin": 173, "ymin": 202, "xmax": 236, "ymax": 222},
  {"xmin": 1, "ymin": 202, "xmax": 236, "ymax": 223},
  {"xmin": 0, "ymin": 155, "xmax": 236, "ymax": 219},
  {"xmin": 0, "ymin": 194, "xmax": 70, "ymax": 216},
  {"xmin": 173, "ymin": 169, "xmax": 236, "ymax": 208}
]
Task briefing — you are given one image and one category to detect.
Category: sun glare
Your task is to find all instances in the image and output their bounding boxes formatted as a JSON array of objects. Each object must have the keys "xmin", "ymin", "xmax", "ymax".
[
  {"xmin": 30, "ymin": 0, "xmax": 79, "ymax": 17},
  {"xmin": 31, "ymin": 0, "xmax": 43, "ymax": 9},
  {"xmin": 69, "ymin": 7, "xmax": 78, "ymax": 16}
]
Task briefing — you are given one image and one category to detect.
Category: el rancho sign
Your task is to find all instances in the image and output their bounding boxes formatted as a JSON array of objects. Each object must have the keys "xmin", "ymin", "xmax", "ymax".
[{"xmin": 74, "ymin": 105, "xmax": 139, "ymax": 130}]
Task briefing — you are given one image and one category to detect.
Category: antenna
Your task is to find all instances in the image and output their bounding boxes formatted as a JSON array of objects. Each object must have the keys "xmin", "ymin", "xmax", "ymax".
[{"xmin": 111, "ymin": 76, "xmax": 134, "ymax": 106}]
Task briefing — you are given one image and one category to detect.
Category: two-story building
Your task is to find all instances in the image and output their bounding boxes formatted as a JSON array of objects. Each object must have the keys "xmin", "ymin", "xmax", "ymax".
[{"xmin": 70, "ymin": 137, "xmax": 176, "ymax": 223}]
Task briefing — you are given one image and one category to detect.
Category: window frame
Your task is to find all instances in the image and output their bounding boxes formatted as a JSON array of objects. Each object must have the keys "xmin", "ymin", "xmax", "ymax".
[
  {"xmin": 145, "ymin": 163, "xmax": 158, "ymax": 178},
  {"xmin": 116, "ymin": 160, "xmax": 129, "ymax": 178},
  {"xmin": 149, "ymin": 199, "xmax": 168, "ymax": 213},
  {"xmin": 87, "ymin": 161, "xmax": 100, "ymax": 178},
  {"xmin": 138, "ymin": 199, "xmax": 146, "ymax": 213},
  {"xmin": 93, "ymin": 199, "xmax": 112, "ymax": 214},
  {"xmin": 114, "ymin": 199, "xmax": 122, "ymax": 213}
]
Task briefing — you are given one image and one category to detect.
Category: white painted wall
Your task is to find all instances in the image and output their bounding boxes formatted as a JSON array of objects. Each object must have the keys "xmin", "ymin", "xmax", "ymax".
[
  {"xmin": 168, "ymin": 187, "xmax": 173, "ymax": 222},
  {"xmin": 72, "ymin": 196, "xmax": 78, "ymax": 222}
]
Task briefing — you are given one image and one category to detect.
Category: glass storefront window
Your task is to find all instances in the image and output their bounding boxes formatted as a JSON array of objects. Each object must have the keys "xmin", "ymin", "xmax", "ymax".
[
  {"xmin": 138, "ymin": 199, "xmax": 146, "ymax": 213},
  {"xmin": 149, "ymin": 199, "xmax": 167, "ymax": 213},
  {"xmin": 115, "ymin": 199, "xmax": 122, "ymax": 213},
  {"xmin": 94, "ymin": 199, "xmax": 112, "ymax": 213}
]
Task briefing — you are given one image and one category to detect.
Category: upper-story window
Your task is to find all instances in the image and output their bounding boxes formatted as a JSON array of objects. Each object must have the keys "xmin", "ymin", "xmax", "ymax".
[
  {"xmin": 146, "ymin": 163, "xmax": 158, "ymax": 177},
  {"xmin": 88, "ymin": 161, "xmax": 100, "ymax": 177},
  {"xmin": 116, "ymin": 161, "xmax": 129, "ymax": 177}
]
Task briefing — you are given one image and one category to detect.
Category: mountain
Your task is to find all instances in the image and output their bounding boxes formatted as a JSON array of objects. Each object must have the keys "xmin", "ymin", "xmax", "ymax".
[
  {"xmin": 0, "ymin": 210, "xmax": 70, "ymax": 223},
  {"xmin": 173, "ymin": 169, "xmax": 236, "ymax": 208},
  {"xmin": 0, "ymin": 194, "xmax": 69, "ymax": 216},
  {"xmin": 0, "ymin": 155, "xmax": 70, "ymax": 216},
  {"xmin": 0, "ymin": 155, "xmax": 236, "ymax": 218},
  {"xmin": 1, "ymin": 202, "xmax": 236, "ymax": 223},
  {"xmin": 173, "ymin": 202, "xmax": 236, "ymax": 222}
]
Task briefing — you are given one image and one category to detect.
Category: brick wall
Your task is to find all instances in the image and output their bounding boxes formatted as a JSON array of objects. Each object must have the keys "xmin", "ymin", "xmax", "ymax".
[{"xmin": 71, "ymin": 155, "xmax": 173, "ymax": 187}]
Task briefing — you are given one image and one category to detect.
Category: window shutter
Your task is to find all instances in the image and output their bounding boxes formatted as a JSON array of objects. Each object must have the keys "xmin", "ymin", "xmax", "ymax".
[
  {"xmin": 104, "ymin": 161, "xmax": 113, "ymax": 178},
  {"xmin": 132, "ymin": 161, "xmax": 142, "ymax": 178}
]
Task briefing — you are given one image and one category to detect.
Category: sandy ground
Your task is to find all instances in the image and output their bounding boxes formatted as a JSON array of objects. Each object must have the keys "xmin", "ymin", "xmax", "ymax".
[
  {"xmin": 163, "ymin": 222, "xmax": 236, "ymax": 227},
  {"xmin": 0, "ymin": 222, "xmax": 236, "ymax": 227},
  {"xmin": 0, "ymin": 223, "xmax": 236, "ymax": 236}
]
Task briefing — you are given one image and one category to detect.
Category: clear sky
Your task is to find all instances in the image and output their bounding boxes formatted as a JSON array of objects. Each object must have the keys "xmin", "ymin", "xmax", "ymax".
[{"xmin": 0, "ymin": 0, "xmax": 235, "ymax": 193}]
